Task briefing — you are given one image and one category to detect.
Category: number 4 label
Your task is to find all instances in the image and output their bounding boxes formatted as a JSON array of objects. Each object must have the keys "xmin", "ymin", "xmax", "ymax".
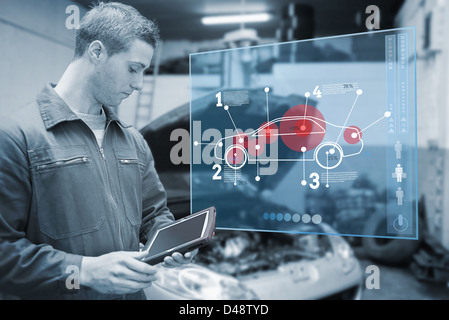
[{"xmin": 313, "ymin": 86, "xmax": 322, "ymax": 98}]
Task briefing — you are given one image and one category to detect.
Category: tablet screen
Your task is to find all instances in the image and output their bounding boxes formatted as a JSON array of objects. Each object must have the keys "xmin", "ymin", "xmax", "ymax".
[{"xmin": 147, "ymin": 211, "xmax": 208, "ymax": 257}]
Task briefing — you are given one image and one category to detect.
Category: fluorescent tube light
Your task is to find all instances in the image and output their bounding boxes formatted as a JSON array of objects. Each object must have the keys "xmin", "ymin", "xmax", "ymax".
[{"xmin": 202, "ymin": 13, "xmax": 271, "ymax": 25}]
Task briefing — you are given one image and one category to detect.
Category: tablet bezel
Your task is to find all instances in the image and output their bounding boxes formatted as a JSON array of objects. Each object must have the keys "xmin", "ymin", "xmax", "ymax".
[{"xmin": 141, "ymin": 207, "xmax": 215, "ymax": 264}]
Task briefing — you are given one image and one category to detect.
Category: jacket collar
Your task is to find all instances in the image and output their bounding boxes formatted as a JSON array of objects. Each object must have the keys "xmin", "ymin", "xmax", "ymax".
[{"xmin": 37, "ymin": 83, "xmax": 132, "ymax": 130}]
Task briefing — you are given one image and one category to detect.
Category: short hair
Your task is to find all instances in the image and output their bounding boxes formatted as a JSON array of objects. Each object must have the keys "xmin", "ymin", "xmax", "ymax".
[{"xmin": 74, "ymin": 1, "xmax": 160, "ymax": 58}]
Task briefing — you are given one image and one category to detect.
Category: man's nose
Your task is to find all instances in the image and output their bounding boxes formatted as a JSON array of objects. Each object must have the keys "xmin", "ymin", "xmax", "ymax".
[{"xmin": 130, "ymin": 74, "xmax": 144, "ymax": 91}]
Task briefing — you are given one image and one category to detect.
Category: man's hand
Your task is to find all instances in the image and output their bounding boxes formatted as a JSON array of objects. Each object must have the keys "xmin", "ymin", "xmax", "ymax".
[
  {"xmin": 162, "ymin": 249, "xmax": 199, "ymax": 268},
  {"xmin": 80, "ymin": 251, "xmax": 158, "ymax": 295}
]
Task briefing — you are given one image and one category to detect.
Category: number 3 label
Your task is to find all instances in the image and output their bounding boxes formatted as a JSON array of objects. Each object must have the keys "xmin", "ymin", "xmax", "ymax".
[{"xmin": 309, "ymin": 172, "xmax": 320, "ymax": 189}]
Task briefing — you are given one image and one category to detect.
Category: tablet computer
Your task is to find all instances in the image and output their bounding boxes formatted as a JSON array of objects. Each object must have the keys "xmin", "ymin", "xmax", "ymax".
[{"xmin": 141, "ymin": 207, "xmax": 216, "ymax": 265}]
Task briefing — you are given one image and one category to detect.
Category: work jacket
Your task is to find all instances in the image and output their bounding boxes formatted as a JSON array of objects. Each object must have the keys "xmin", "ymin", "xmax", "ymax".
[{"xmin": 0, "ymin": 84, "xmax": 174, "ymax": 299}]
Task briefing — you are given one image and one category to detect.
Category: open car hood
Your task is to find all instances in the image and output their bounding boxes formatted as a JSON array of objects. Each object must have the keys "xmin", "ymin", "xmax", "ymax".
[{"xmin": 194, "ymin": 227, "xmax": 332, "ymax": 277}]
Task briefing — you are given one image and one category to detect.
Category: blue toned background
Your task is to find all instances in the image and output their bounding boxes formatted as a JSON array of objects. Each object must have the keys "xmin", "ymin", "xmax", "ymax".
[{"xmin": 3, "ymin": 0, "xmax": 448, "ymax": 301}]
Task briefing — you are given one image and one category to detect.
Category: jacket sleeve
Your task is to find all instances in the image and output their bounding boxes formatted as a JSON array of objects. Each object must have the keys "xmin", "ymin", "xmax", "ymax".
[
  {"xmin": 0, "ymin": 127, "xmax": 83, "ymax": 299},
  {"xmin": 139, "ymin": 139, "xmax": 175, "ymax": 245}
]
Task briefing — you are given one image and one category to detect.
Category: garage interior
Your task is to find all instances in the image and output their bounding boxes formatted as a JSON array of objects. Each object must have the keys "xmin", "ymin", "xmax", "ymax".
[{"xmin": 1, "ymin": 0, "xmax": 449, "ymax": 300}]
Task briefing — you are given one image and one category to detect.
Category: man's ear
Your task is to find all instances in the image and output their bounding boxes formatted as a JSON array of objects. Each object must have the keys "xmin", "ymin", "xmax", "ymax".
[{"xmin": 87, "ymin": 40, "xmax": 107, "ymax": 63}]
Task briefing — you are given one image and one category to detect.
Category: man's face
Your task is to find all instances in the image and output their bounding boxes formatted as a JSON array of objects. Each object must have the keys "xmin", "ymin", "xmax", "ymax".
[{"xmin": 92, "ymin": 39, "xmax": 154, "ymax": 107}]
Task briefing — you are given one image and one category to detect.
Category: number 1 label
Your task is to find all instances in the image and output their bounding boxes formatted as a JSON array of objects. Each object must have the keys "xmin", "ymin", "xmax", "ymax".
[{"xmin": 216, "ymin": 92, "xmax": 223, "ymax": 107}]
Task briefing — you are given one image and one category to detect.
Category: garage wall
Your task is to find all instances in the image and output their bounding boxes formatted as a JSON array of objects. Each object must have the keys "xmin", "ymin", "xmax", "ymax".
[
  {"xmin": 395, "ymin": 0, "xmax": 448, "ymax": 149},
  {"xmin": 0, "ymin": 0, "xmax": 86, "ymax": 118},
  {"xmin": 395, "ymin": 0, "xmax": 449, "ymax": 249}
]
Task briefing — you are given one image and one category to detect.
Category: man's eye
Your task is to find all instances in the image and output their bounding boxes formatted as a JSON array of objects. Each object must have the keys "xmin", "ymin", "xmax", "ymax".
[{"xmin": 129, "ymin": 67, "xmax": 137, "ymax": 73}]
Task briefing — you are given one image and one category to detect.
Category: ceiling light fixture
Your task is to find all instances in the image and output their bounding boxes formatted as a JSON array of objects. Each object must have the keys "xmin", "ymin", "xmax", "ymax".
[{"xmin": 201, "ymin": 13, "xmax": 271, "ymax": 25}]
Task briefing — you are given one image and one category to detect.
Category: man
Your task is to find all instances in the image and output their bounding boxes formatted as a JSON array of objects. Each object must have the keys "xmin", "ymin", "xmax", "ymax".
[{"xmin": 0, "ymin": 2, "xmax": 195, "ymax": 300}]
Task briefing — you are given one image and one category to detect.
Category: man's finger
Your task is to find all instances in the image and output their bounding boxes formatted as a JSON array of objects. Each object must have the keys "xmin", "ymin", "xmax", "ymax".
[
  {"xmin": 123, "ymin": 251, "xmax": 149, "ymax": 260},
  {"xmin": 184, "ymin": 249, "xmax": 198, "ymax": 260},
  {"xmin": 162, "ymin": 256, "xmax": 180, "ymax": 268},
  {"xmin": 122, "ymin": 256, "xmax": 159, "ymax": 275},
  {"xmin": 171, "ymin": 252, "xmax": 187, "ymax": 263},
  {"xmin": 115, "ymin": 264, "xmax": 159, "ymax": 282}
]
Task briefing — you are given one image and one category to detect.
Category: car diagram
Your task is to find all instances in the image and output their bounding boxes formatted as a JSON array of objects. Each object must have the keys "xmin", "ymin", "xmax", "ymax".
[{"xmin": 208, "ymin": 87, "xmax": 392, "ymax": 189}]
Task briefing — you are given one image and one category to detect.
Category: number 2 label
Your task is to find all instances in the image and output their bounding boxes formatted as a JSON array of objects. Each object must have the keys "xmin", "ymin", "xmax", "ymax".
[{"xmin": 212, "ymin": 164, "xmax": 222, "ymax": 180}]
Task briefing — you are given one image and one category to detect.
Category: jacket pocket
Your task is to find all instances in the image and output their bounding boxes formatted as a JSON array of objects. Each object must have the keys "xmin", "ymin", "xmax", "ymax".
[
  {"xmin": 113, "ymin": 147, "xmax": 144, "ymax": 226},
  {"xmin": 29, "ymin": 145, "xmax": 105, "ymax": 239}
]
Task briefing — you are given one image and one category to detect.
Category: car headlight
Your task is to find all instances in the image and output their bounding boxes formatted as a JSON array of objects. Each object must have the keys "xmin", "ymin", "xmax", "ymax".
[
  {"xmin": 332, "ymin": 236, "xmax": 357, "ymax": 274},
  {"xmin": 154, "ymin": 264, "xmax": 258, "ymax": 300},
  {"xmin": 319, "ymin": 224, "xmax": 357, "ymax": 274}
]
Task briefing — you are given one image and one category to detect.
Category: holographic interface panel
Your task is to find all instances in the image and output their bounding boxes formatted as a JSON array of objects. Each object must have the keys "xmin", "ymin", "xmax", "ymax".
[{"xmin": 190, "ymin": 28, "xmax": 417, "ymax": 239}]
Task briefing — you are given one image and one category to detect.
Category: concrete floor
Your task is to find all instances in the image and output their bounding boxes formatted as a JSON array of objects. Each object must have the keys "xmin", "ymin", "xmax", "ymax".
[{"xmin": 354, "ymin": 247, "xmax": 449, "ymax": 300}]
